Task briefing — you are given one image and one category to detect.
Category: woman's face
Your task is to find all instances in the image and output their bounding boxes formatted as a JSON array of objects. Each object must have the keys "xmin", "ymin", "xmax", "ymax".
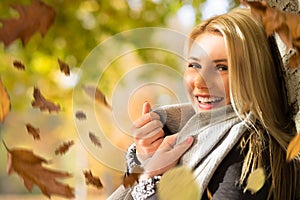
[{"xmin": 184, "ymin": 33, "xmax": 230, "ymax": 112}]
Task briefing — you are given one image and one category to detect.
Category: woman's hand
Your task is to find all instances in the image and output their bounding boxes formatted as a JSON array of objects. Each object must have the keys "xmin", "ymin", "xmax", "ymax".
[
  {"xmin": 132, "ymin": 101, "xmax": 165, "ymax": 162},
  {"xmin": 140, "ymin": 134, "xmax": 194, "ymax": 180}
]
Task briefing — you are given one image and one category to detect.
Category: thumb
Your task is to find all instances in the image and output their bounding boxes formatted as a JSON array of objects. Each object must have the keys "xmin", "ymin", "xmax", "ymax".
[
  {"xmin": 170, "ymin": 136, "xmax": 194, "ymax": 157},
  {"xmin": 142, "ymin": 101, "xmax": 151, "ymax": 115}
]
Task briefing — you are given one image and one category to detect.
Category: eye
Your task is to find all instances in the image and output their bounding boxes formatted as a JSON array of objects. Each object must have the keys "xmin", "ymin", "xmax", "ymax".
[
  {"xmin": 216, "ymin": 64, "xmax": 228, "ymax": 71},
  {"xmin": 188, "ymin": 62, "xmax": 202, "ymax": 69}
]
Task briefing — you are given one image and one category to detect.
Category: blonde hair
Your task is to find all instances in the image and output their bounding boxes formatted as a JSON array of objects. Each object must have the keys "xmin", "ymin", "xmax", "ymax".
[{"xmin": 189, "ymin": 8, "xmax": 298, "ymax": 199}]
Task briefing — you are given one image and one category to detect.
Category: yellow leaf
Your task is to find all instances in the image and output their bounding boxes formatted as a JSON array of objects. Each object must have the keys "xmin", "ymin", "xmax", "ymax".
[
  {"xmin": 158, "ymin": 166, "xmax": 200, "ymax": 200},
  {"xmin": 244, "ymin": 168, "xmax": 265, "ymax": 194},
  {"xmin": 286, "ymin": 133, "xmax": 300, "ymax": 161},
  {"xmin": 0, "ymin": 78, "xmax": 11, "ymax": 122}
]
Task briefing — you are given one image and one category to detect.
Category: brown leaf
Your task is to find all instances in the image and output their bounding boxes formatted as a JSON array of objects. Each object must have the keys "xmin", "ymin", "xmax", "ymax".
[
  {"xmin": 0, "ymin": 78, "xmax": 11, "ymax": 123},
  {"xmin": 3, "ymin": 141, "xmax": 74, "ymax": 198},
  {"xmin": 245, "ymin": 1, "xmax": 300, "ymax": 67},
  {"xmin": 58, "ymin": 58, "xmax": 70, "ymax": 76},
  {"xmin": 123, "ymin": 166, "xmax": 144, "ymax": 188},
  {"xmin": 83, "ymin": 170, "xmax": 103, "ymax": 189},
  {"xmin": 25, "ymin": 123, "xmax": 40, "ymax": 140},
  {"xmin": 0, "ymin": 0, "xmax": 56, "ymax": 47},
  {"xmin": 55, "ymin": 140, "xmax": 74, "ymax": 155},
  {"xmin": 82, "ymin": 85, "xmax": 111, "ymax": 109},
  {"xmin": 75, "ymin": 110, "xmax": 87, "ymax": 120},
  {"xmin": 89, "ymin": 132, "xmax": 101, "ymax": 148},
  {"xmin": 32, "ymin": 87, "xmax": 60, "ymax": 113},
  {"xmin": 13, "ymin": 60, "xmax": 25, "ymax": 70},
  {"xmin": 286, "ymin": 133, "xmax": 300, "ymax": 161}
]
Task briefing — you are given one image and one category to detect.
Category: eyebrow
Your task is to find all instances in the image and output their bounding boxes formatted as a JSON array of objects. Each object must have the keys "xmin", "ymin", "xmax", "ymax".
[{"xmin": 188, "ymin": 56, "xmax": 227, "ymax": 63}]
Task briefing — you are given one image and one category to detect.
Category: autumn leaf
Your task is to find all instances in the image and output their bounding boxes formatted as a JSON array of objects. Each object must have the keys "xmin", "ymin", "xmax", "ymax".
[
  {"xmin": 58, "ymin": 58, "xmax": 70, "ymax": 76},
  {"xmin": 32, "ymin": 86, "xmax": 61, "ymax": 113},
  {"xmin": 244, "ymin": 0, "xmax": 300, "ymax": 67},
  {"xmin": 3, "ymin": 141, "xmax": 74, "ymax": 198},
  {"xmin": 122, "ymin": 165, "xmax": 144, "ymax": 188},
  {"xmin": 158, "ymin": 166, "xmax": 200, "ymax": 200},
  {"xmin": 286, "ymin": 133, "xmax": 300, "ymax": 161},
  {"xmin": 0, "ymin": 0, "xmax": 56, "ymax": 47},
  {"xmin": 55, "ymin": 140, "xmax": 74, "ymax": 155},
  {"xmin": 13, "ymin": 60, "xmax": 25, "ymax": 70},
  {"xmin": 0, "ymin": 78, "xmax": 11, "ymax": 123},
  {"xmin": 25, "ymin": 123, "xmax": 40, "ymax": 140},
  {"xmin": 82, "ymin": 85, "xmax": 111, "ymax": 109},
  {"xmin": 83, "ymin": 170, "xmax": 103, "ymax": 189},
  {"xmin": 75, "ymin": 110, "xmax": 87, "ymax": 120},
  {"xmin": 89, "ymin": 132, "xmax": 101, "ymax": 148},
  {"xmin": 244, "ymin": 167, "xmax": 265, "ymax": 194}
]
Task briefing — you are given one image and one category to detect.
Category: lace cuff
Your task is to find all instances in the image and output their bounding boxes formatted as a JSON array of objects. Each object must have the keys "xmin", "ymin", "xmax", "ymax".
[
  {"xmin": 126, "ymin": 143, "xmax": 141, "ymax": 173},
  {"xmin": 131, "ymin": 176, "xmax": 161, "ymax": 200}
]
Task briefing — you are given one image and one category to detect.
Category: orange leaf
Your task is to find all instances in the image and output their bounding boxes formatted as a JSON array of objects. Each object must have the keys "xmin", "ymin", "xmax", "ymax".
[
  {"xmin": 89, "ymin": 132, "xmax": 101, "ymax": 148},
  {"xmin": 55, "ymin": 140, "xmax": 74, "ymax": 155},
  {"xmin": 3, "ymin": 141, "xmax": 74, "ymax": 198},
  {"xmin": 83, "ymin": 170, "xmax": 103, "ymax": 189},
  {"xmin": 0, "ymin": 0, "xmax": 56, "ymax": 47},
  {"xmin": 82, "ymin": 85, "xmax": 111, "ymax": 109},
  {"xmin": 31, "ymin": 87, "xmax": 61, "ymax": 113},
  {"xmin": 25, "ymin": 123, "xmax": 40, "ymax": 140},
  {"xmin": 286, "ymin": 133, "xmax": 300, "ymax": 161},
  {"xmin": 13, "ymin": 60, "xmax": 26, "ymax": 70},
  {"xmin": 58, "ymin": 58, "xmax": 70, "ymax": 76},
  {"xmin": 123, "ymin": 166, "xmax": 144, "ymax": 188},
  {"xmin": 0, "ymin": 78, "xmax": 11, "ymax": 123}
]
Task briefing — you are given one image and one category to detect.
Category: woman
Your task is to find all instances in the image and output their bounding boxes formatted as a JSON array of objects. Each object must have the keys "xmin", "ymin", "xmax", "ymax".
[{"xmin": 109, "ymin": 8, "xmax": 299, "ymax": 200}]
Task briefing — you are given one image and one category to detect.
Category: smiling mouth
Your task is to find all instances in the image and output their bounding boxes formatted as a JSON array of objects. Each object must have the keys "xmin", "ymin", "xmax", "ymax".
[{"xmin": 197, "ymin": 96, "xmax": 224, "ymax": 104}]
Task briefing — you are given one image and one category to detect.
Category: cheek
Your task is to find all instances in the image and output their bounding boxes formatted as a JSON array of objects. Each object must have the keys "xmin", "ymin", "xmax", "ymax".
[{"xmin": 183, "ymin": 70, "xmax": 194, "ymax": 89}]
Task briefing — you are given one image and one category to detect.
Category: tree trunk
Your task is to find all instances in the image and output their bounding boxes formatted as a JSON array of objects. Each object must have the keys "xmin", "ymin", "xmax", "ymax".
[{"xmin": 266, "ymin": 0, "xmax": 299, "ymax": 13}]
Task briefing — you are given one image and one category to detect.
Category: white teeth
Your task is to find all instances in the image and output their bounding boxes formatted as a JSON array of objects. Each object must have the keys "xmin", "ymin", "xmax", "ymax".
[{"xmin": 197, "ymin": 96, "xmax": 223, "ymax": 103}]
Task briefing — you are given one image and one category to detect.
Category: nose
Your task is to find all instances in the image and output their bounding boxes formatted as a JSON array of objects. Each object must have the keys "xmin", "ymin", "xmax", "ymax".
[{"xmin": 194, "ymin": 68, "xmax": 213, "ymax": 89}]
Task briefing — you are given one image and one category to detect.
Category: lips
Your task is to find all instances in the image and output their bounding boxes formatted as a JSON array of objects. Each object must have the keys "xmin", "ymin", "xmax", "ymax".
[{"xmin": 195, "ymin": 95, "xmax": 224, "ymax": 110}]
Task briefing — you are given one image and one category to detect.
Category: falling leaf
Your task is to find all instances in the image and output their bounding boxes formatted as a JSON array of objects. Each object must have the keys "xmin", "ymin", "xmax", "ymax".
[
  {"xmin": 75, "ymin": 110, "xmax": 87, "ymax": 120},
  {"xmin": 32, "ymin": 87, "xmax": 61, "ymax": 113},
  {"xmin": 122, "ymin": 165, "xmax": 144, "ymax": 188},
  {"xmin": 244, "ymin": 167, "xmax": 265, "ymax": 194},
  {"xmin": 25, "ymin": 123, "xmax": 40, "ymax": 140},
  {"xmin": 58, "ymin": 58, "xmax": 70, "ymax": 76},
  {"xmin": 0, "ymin": 78, "xmax": 11, "ymax": 123},
  {"xmin": 2, "ymin": 141, "xmax": 74, "ymax": 198},
  {"xmin": 82, "ymin": 85, "xmax": 111, "ymax": 109},
  {"xmin": 55, "ymin": 140, "xmax": 74, "ymax": 155},
  {"xmin": 13, "ymin": 60, "xmax": 25, "ymax": 70},
  {"xmin": 287, "ymin": 133, "xmax": 300, "ymax": 161},
  {"xmin": 0, "ymin": 0, "xmax": 56, "ymax": 47},
  {"xmin": 244, "ymin": 0, "xmax": 300, "ymax": 67},
  {"xmin": 89, "ymin": 132, "xmax": 101, "ymax": 148},
  {"xmin": 83, "ymin": 170, "xmax": 103, "ymax": 189},
  {"xmin": 158, "ymin": 166, "xmax": 200, "ymax": 200}
]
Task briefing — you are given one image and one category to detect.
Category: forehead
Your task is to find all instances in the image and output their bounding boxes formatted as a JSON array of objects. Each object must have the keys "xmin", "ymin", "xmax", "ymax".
[{"xmin": 188, "ymin": 33, "xmax": 227, "ymax": 63}]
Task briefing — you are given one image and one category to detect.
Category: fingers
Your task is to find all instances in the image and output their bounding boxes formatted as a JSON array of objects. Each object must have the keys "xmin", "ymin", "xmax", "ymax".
[
  {"xmin": 132, "ymin": 112, "xmax": 160, "ymax": 128},
  {"xmin": 142, "ymin": 101, "xmax": 151, "ymax": 115},
  {"xmin": 169, "ymin": 136, "xmax": 194, "ymax": 157}
]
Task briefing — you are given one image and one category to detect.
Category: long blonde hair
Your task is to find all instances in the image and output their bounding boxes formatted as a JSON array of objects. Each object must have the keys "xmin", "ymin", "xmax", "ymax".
[{"xmin": 189, "ymin": 8, "xmax": 298, "ymax": 199}]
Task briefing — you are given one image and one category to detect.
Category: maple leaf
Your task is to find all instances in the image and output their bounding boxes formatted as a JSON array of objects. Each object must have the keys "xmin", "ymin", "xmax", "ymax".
[
  {"xmin": 55, "ymin": 140, "xmax": 74, "ymax": 155},
  {"xmin": 286, "ymin": 133, "xmax": 300, "ymax": 161},
  {"xmin": 0, "ymin": 0, "xmax": 56, "ymax": 47},
  {"xmin": 89, "ymin": 132, "xmax": 102, "ymax": 148},
  {"xmin": 32, "ymin": 86, "xmax": 61, "ymax": 113},
  {"xmin": 75, "ymin": 110, "xmax": 87, "ymax": 120},
  {"xmin": 58, "ymin": 58, "xmax": 70, "ymax": 76},
  {"xmin": 82, "ymin": 85, "xmax": 112, "ymax": 109},
  {"xmin": 0, "ymin": 78, "xmax": 11, "ymax": 123},
  {"xmin": 83, "ymin": 170, "xmax": 103, "ymax": 189},
  {"xmin": 3, "ymin": 141, "xmax": 74, "ymax": 198},
  {"xmin": 244, "ymin": 0, "xmax": 300, "ymax": 67},
  {"xmin": 123, "ymin": 166, "xmax": 144, "ymax": 188},
  {"xmin": 25, "ymin": 123, "xmax": 40, "ymax": 140},
  {"xmin": 13, "ymin": 60, "xmax": 26, "ymax": 70}
]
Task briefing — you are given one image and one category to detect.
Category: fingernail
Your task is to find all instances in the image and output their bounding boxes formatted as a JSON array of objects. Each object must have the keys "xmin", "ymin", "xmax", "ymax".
[{"xmin": 186, "ymin": 136, "xmax": 194, "ymax": 145}]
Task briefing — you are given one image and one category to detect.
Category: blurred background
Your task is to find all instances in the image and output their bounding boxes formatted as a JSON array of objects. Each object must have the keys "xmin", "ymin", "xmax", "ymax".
[{"xmin": 0, "ymin": 0, "xmax": 239, "ymax": 199}]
